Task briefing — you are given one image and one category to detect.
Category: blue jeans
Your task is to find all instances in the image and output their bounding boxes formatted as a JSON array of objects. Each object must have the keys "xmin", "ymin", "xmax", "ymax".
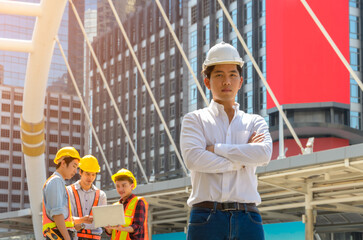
[{"xmin": 187, "ymin": 205, "xmax": 265, "ymax": 240}]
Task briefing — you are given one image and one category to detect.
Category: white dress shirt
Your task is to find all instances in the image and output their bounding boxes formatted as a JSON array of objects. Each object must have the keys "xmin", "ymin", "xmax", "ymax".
[
  {"xmin": 67, "ymin": 180, "xmax": 107, "ymax": 236},
  {"xmin": 180, "ymin": 100, "xmax": 272, "ymax": 206}
]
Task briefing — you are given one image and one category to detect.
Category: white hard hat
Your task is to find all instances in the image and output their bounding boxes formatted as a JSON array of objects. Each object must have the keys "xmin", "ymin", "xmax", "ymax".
[{"xmin": 203, "ymin": 41, "xmax": 244, "ymax": 70}]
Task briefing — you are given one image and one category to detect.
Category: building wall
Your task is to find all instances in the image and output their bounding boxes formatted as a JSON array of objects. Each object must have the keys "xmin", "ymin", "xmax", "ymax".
[
  {"xmin": 91, "ymin": 0, "xmax": 363, "ymax": 188},
  {"xmin": 92, "ymin": 0, "xmax": 184, "ymax": 188},
  {"xmin": 0, "ymin": 84, "xmax": 83, "ymax": 213}
]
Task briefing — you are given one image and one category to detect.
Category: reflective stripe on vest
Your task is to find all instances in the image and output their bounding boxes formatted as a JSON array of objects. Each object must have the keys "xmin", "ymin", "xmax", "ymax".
[
  {"xmin": 111, "ymin": 196, "xmax": 149, "ymax": 240},
  {"xmin": 71, "ymin": 184, "xmax": 101, "ymax": 239},
  {"xmin": 42, "ymin": 174, "xmax": 74, "ymax": 234}
]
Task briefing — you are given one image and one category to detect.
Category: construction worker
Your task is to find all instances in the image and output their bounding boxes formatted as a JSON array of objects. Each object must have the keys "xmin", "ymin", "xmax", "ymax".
[
  {"xmin": 105, "ymin": 168, "xmax": 149, "ymax": 240},
  {"xmin": 180, "ymin": 42, "xmax": 272, "ymax": 240},
  {"xmin": 42, "ymin": 146, "xmax": 84, "ymax": 240},
  {"xmin": 67, "ymin": 155, "xmax": 107, "ymax": 240}
]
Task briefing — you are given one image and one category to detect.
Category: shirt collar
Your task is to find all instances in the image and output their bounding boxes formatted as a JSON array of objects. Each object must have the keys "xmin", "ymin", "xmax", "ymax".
[
  {"xmin": 74, "ymin": 180, "xmax": 98, "ymax": 192},
  {"xmin": 209, "ymin": 100, "xmax": 240, "ymax": 116},
  {"xmin": 120, "ymin": 193, "xmax": 136, "ymax": 205},
  {"xmin": 54, "ymin": 171, "xmax": 66, "ymax": 185}
]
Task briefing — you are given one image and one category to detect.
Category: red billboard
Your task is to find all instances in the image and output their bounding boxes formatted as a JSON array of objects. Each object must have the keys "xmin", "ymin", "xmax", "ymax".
[{"xmin": 266, "ymin": 0, "xmax": 349, "ymax": 109}]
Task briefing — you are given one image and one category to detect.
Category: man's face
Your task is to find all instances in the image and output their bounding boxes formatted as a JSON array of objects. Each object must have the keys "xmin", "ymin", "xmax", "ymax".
[
  {"xmin": 115, "ymin": 180, "xmax": 134, "ymax": 200},
  {"xmin": 63, "ymin": 159, "xmax": 79, "ymax": 180},
  {"xmin": 204, "ymin": 64, "xmax": 243, "ymax": 104},
  {"xmin": 80, "ymin": 171, "xmax": 97, "ymax": 187}
]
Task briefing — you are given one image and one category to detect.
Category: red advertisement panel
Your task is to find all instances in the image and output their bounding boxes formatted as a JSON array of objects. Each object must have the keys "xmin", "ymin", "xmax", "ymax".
[{"xmin": 266, "ymin": 0, "xmax": 349, "ymax": 109}]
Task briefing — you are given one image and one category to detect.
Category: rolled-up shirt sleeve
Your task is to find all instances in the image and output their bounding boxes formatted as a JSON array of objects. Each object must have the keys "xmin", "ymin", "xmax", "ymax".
[
  {"xmin": 214, "ymin": 115, "xmax": 272, "ymax": 167},
  {"xmin": 44, "ymin": 179, "xmax": 66, "ymax": 218},
  {"xmin": 181, "ymin": 113, "xmax": 243, "ymax": 173}
]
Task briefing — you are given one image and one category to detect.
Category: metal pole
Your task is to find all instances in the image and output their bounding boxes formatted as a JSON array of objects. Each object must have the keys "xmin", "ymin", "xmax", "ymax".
[
  {"xmin": 305, "ymin": 182, "xmax": 314, "ymax": 240},
  {"xmin": 278, "ymin": 106, "xmax": 285, "ymax": 159}
]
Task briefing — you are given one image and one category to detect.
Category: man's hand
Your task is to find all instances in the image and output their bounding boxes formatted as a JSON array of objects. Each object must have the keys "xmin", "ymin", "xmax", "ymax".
[
  {"xmin": 248, "ymin": 131, "xmax": 264, "ymax": 143},
  {"xmin": 105, "ymin": 225, "xmax": 134, "ymax": 233},
  {"xmin": 82, "ymin": 215, "xmax": 93, "ymax": 224},
  {"xmin": 206, "ymin": 145, "xmax": 215, "ymax": 153}
]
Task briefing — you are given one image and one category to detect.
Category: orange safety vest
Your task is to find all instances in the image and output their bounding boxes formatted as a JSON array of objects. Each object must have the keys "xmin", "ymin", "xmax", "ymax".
[
  {"xmin": 42, "ymin": 174, "xmax": 75, "ymax": 236},
  {"xmin": 70, "ymin": 184, "xmax": 101, "ymax": 240},
  {"xmin": 111, "ymin": 196, "xmax": 149, "ymax": 240}
]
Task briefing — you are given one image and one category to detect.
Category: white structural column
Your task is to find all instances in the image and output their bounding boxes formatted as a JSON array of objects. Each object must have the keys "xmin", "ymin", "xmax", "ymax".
[
  {"xmin": 22, "ymin": 1, "xmax": 68, "ymax": 239},
  {"xmin": 0, "ymin": 0, "xmax": 42, "ymax": 16},
  {"xmin": 305, "ymin": 182, "xmax": 314, "ymax": 240}
]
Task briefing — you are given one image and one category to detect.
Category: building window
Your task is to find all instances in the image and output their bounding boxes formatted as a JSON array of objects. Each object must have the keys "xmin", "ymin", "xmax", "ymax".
[
  {"xmin": 259, "ymin": 0, "xmax": 265, "ymax": 17},
  {"xmin": 150, "ymin": 42, "xmax": 155, "ymax": 58},
  {"xmin": 170, "ymin": 153, "xmax": 176, "ymax": 170},
  {"xmin": 149, "ymin": 16, "xmax": 153, "ymax": 33},
  {"xmin": 160, "ymin": 84, "xmax": 165, "ymax": 98},
  {"xmin": 350, "ymin": 47, "xmax": 360, "ymax": 71},
  {"xmin": 246, "ymin": 31, "xmax": 253, "ymax": 53},
  {"xmin": 179, "ymin": 0, "xmax": 183, "ymax": 16},
  {"xmin": 170, "ymin": 55, "xmax": 175, "ymax": 70},
  {"xmin": 259, "ymin": 55, "xmax": 266, "ymax": 77},
  {"xmin": 259, "ymin": 24, "xmax": 266, "ymax": 48},
  {"xmin": 2, "ymin": 104, "xmax": 10, "ymax": 112},
  {"xmin": 191, "ymin": 5, "xmax": 197, "ymax": 24},
  {"xmin": 169, "ymin": 33, "xmax": 175, "ymax": 48},
  {"xmin": 246, "ymin": 61, "xmax": 253, "ymax": 84},
  {"xmin": 203, "ymin": 24, "xmax": 210, "ymax": 46},
  {"xmin": 160, "ymin": 132, "xmax": 165, "ymax": 146},
  {"xmin": 190, "ymin": 57, "xmax": 197, "ymax": 78},
  {"xmin": 160, "ymin": 155, "xmax": 165, "ymax": 172},
  {"xmin": 350, "ymin": 78, "xmax": 361, "ymax": 103},
  {"xmin": 260, "ymin": 86, "xmax": 266, "ymax": 110},
  {"xmin": 160, "ymin": 60, "xmax": 165, "ymax": 76},
  {"xmin": 141, "ymin": 47, "xmax": 146, "ymax": 63},
  {"xmin": 230, "ymin": 38, "xmax": 237, "ymax": 49},
  {"xmin": 170, "ymin": 79, "xmax": 176, "ymax": 93},
  {"xmin": 230, "ymin": 9, "xmax": 237, "ymax": 32},
  {"xmin": 190, "ymin": 85, "xmax": 197, "ymax": 105},
  {"xmin": 159, "ymin": 37, "xmax": 165, "ymax": 53},
  {"xmin": 203, "ymin": 0, "xmax": 210, "ymax": 18},
  {"xmin": 244, "ymin": 91, "xmax": 253, "ymax": 113},
  {"xmin": 216, "ymin": 17, "xmax": 223, "ymax": 39},
  {"xmin": 245, "ymin": 2, "xmax": 252, "ymax": 25},
  {"xmin": 350, "ymin": 111, "xmax": 361, "ymax": 129},
  {"xmin": 349, "ymin": 0, "xmax": 360, "ymax": 8},
  {"xmin": 350, "ymin": 15, "xmax": 360, "ymax": 39},
  {"xmin": 2, "ymin": 92, "xmax": 10, "ymax": 99},
  {"xmin": 170, "ymin": 103, "xmax": 175, "ymax": 118},
  {"xmin": 190, "ymin": 30, "xmax": 197, "ymax": 52}
]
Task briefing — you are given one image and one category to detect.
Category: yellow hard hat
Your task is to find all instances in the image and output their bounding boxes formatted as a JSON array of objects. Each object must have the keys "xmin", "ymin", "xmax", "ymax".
[
  {"xmin": 111, "ymin": 168, "xmax": 137, "ymax": 189},
  {"xmin": 79, "ymin": 155, "xmax": 101, "ymax": 173},
  {"xmin": 54, "ymin": 146, "xmax": 81, "ymax": 164}
]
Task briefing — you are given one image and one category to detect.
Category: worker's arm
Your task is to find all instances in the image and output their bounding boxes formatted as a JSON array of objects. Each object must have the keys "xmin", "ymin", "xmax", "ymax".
[
  {"xmin": 53, "ymin": 214, "xmax": 71, "ymax": 240},
  {"xmin": 212, "ymin": 115, "xmax": 272, "ymax": 167},
  {"xmin": 180, "ymin": 112, "xmax": 243, "ymax": 173}
]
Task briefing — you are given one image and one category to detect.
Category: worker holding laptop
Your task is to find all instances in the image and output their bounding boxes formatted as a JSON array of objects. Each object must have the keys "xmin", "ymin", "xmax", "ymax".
[{"xmin": 105, "ymin": 168, "xmax": 149, "ymax": 240}]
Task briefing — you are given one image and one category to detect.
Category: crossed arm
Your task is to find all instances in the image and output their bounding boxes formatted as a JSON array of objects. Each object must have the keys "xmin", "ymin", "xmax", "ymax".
[{"xmin": 180, "ymin": 113, "xmax": 272, "ymax": 173}]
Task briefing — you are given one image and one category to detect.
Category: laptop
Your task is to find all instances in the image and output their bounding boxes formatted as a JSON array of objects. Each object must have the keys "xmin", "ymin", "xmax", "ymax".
[{"xmin": 92, "ymin": 204, "xmax": 126, "ymax": 228}]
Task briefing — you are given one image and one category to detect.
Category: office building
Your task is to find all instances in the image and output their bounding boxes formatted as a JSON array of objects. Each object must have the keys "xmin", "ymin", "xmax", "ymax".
[
  {"xmin": 0, "ymin": 84, "xmax": 83, "ymax": 213},
  {"xmin": 91, "ymin": 0, "xmax": 184, "ymax": 188}
]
